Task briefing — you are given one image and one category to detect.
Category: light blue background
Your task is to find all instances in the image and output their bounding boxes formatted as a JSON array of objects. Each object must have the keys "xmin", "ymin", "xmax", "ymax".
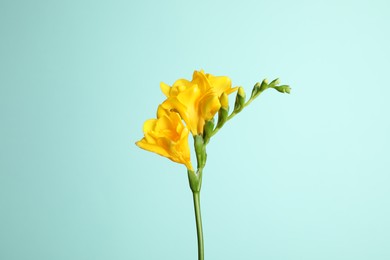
[{"xmin": 1, "ymin": 0, "xmax": 389, "ymax": 259}]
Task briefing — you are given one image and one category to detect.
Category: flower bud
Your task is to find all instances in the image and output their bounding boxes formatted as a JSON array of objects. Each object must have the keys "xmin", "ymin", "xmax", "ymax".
[
  {"xmin": 259, "ymin": 79, "xmax": 269, "ymax": 92},
  {"xmin": 273, "ymin": 85, "xmax": 291, "ymax": 94},
  {"xmin": 250, "ymin": 82, "xmax": 261, "ymax": 98},
  {"xmin": 233, "ymin": 87, "xmax": 246, "ymax": 113},
  {"xmin": 219, "ymin": 92, "xmax": 229, "ymax": 109},
  {"xmin": 203, "ymin": 119, "xmax": 215, "ymax": 144},
  {"xmin": 268, "ymin": 78, "xmax": 280, "ymax": 89},
  {"xmin": 216, "ymin": 94, "xmax": 229, "ymax": 129},
  {"xmin": 194, "ymin": 135, "xmax": 207, "ymax": 168}
]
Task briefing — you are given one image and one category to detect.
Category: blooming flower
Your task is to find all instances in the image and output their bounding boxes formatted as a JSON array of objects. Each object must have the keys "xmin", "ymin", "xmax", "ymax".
[
  {"xmin": 136, "ymin": 107, "xmax": 193, "ymax": 170},
  {"xmin": 160, "ymin": 70, "xmax": 237, "ymax": 135}
]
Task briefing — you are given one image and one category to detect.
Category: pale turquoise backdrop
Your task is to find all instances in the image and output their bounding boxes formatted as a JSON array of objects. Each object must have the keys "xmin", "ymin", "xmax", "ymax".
[{"xmin": 1, "ymin": 0, "xmax": 389, "ymax": 259}]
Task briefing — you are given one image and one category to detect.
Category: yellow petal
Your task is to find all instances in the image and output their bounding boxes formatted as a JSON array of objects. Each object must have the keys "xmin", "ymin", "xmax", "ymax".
[
  {"xmin": 156, "ymin": 105, "xmax": 168, "ymax": 118},
  {"xmin": 136, "ymin": 139, "xmax": 171, "ymax": 158},
  {"xmin": 155, "ymin": 114, "xmax": 171, "ymax": 132},
  {"xmin": 143, "ymin": 119, "xmax": 157, "ymax": 134},
  {"xmin": 172, "ymin": 78, "xmax": 192, "ymax": 89},
  {"xmin": 160, "ymin": 82, "xmax": 171, "ymax": 97},
  {"xmin": 199, "ymin": 93, "xmax": 221, "ymax": 120},
  {"xmin": 219, "ymin": 92, "xmax": 229, "ymax": 108},
  {"xmin": 192, "ymin": 70, "xmax": 211, "ymax": 92},
  {"xmin": 155, "ymin": 70, "xmax": 237, "ymax": 136},
  {"xmin": 136, "ymin": 110, "xmax": 193, "ymax": 170}
]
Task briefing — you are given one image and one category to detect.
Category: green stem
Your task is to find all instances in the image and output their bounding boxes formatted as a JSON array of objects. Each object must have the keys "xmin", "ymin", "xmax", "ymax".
[{"xmin": 192, "ymin": 191, "xmax": 204, "ymax": 260}]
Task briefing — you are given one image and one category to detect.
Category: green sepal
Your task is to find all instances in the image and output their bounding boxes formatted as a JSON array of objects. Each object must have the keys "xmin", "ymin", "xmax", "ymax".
[
  {"xmin": 268, "ymin": 78, "xmax": 280, "ymax": 88},
  {"xmin": 233, "ymin": 87, "xmax": 246, "ymax": 113},
  {"xmin": 259, "ymin": 79, "xmax": 269, "ymax": 92},
  {"xmin": 250, "ymin": 82, "xmax": 261, "ymax": 99},
  {"xmin": 216, "ymin": 106, "xmax": 229, "ymax": 129},
  {"xmin": 203, "ymin": 119, "xmax": 215, "ymax": 144},
  {"xmin": 273, "ymin": 85, "xmax": 291, "ymax": 94},
  {"xmin": 194, "ymin": 135, "xmax": 207, "ymax": 169},
  {"xmin": 187, "ymin": 169, "xmax": 203, "ymax": 192}
]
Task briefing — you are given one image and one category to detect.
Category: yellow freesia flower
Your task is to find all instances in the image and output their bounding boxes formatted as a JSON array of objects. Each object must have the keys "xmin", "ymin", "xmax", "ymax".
[
  {"xmin": 136, "ymin": 107, "xmax": 193, "ymax": 170},
  {"xmin": 160, "ymin": 70, "xmax": 237, "ymax": 135}
]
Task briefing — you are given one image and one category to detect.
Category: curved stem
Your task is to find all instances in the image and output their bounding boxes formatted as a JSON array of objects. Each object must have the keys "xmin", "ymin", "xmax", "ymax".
[{"xmin": 192, "ymin": 191, "xmax": 204, "ymax": 260}]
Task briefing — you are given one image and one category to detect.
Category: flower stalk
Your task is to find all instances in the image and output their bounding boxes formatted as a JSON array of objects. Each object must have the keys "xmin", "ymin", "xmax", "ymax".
[
  {"xmin": 188, "ymin": 168, "xmax": 204, "ymax": 260},
  {"xmin": 188, "ymin": 135, "xmax": 207, "ymax": 260},
  {"xmin": 192, "ymin": 191, "xmax": 204, "ymax": 260}
]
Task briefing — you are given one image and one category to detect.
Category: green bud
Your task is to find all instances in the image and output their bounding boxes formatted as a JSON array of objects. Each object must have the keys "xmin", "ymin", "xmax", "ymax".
[
  {"xmin": 216, "ymin": 106, "xmax": 228, "ymax": 129},
  {"xmin": 268, "ymin": 78, "xmax": 280, "ymax": 88},
  {"xmin": 194, "ymin": 135, "xmax": 207, "ymax": 169},
  {"xmin": 216, "ymin": 93, "xmax": 229, "ymax": 129},
  {"xmin": 234, "ymin": 87, "xmax": 246, "ymax": 113},
  {"xmin": 203, "ymin": 119, "xmax": 215, "ymax": 144},
  {"xmin": 250, "ymin": 82, "xmax": 261, "ymax": 98},
  {"xmin": 273, "ymin": 85, "xmax": 291, "ymax": 94},
  {"xmin": 259, "ymin": 79, "xmax": 269, "ymax": 92}
]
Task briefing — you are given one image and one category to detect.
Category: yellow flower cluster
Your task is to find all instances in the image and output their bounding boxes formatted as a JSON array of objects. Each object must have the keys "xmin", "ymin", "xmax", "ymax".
[{"xmin": 136, "ymin": 70, "xmax": 238, "ymax": 170}]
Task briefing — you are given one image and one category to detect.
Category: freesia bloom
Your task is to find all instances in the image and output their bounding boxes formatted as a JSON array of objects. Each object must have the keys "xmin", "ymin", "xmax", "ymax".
[
  {"xmin": 136, "ymin": 107, "xmax": 193, "ymax": 170},
  {"xmin": 160, "ymin": 70, "xmax": 237, "ymax": 135},
  {"xmin": 136, "ymin": 70, "xmax": 290, "ymax": 260}
]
